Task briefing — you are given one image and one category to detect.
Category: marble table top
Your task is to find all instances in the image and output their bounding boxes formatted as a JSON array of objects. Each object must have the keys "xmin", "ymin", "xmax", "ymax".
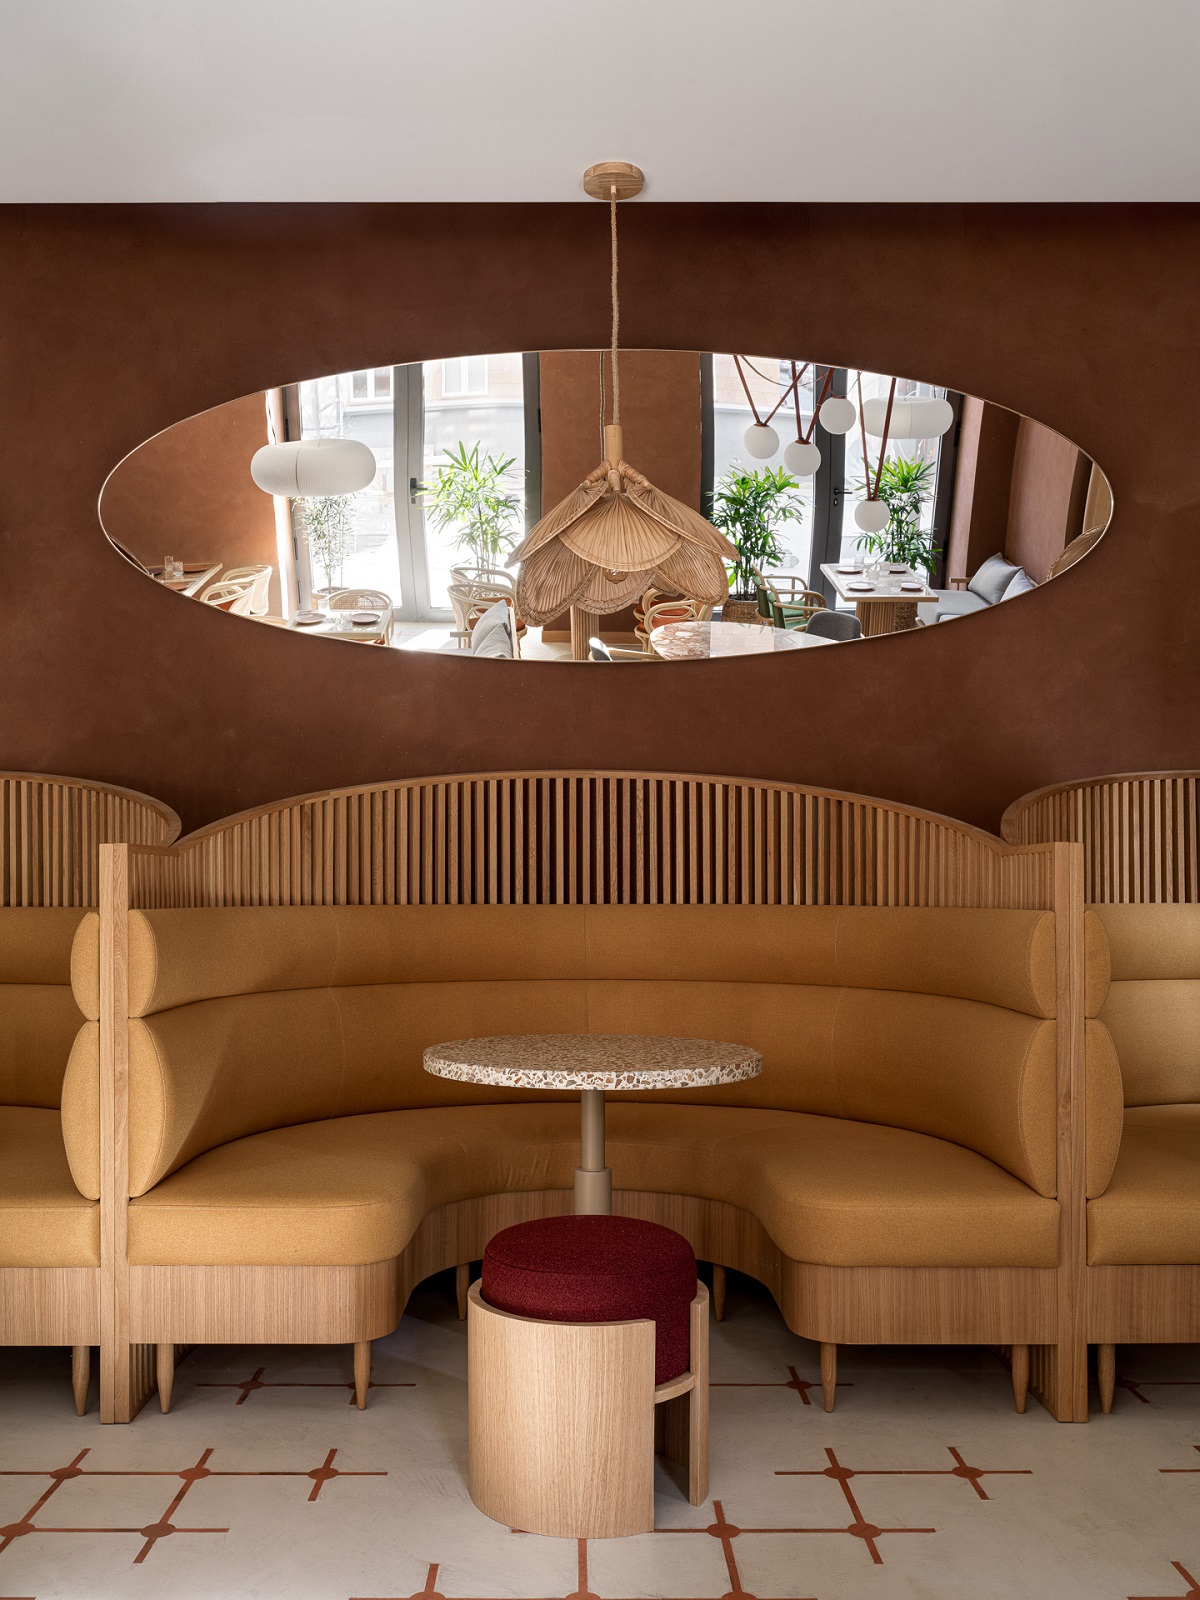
[{"xmin": 423, "ymin": 1033, "xmax": 763, "ymax": 1091}]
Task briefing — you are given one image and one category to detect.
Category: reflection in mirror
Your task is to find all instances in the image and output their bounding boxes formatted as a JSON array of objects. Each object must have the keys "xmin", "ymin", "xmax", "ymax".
[{"xmin": 99, "ymin": 352, "xmax": 1111, "ymax": 662}]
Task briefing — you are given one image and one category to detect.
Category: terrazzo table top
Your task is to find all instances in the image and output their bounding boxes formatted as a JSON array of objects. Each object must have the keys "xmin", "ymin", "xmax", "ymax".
[{"xmin": 423, "ymin": 1033, "xmax": 762, "ymax": 1091}]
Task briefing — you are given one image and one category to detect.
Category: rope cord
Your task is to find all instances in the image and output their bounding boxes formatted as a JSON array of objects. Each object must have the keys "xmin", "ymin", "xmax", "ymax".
[
  {"xmin": 610, "ymin": 186, "xmax": 620, "ymax": 426},
  {"xmin": 857, "ymin": 373, "xmax": 896, "ymax": 499},
  {"xmin": 734, "ymin": 355, "xmax": 810, "ymax": 429}
]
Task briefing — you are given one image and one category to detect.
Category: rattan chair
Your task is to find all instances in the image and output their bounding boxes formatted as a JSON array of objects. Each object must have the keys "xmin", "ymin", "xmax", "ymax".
[
  {"xmin": 449, "ymin": 576, "xmax": 518, "ymax": 648},
  {"xmin": 220, "ymin": 564, "xmax": 273, "ymax": 616},
  {"xmin": 805, "ymin": 609, "xmax": 862, "ymax": 642},
  {"xmin": 635, "ymin": 598, "xmax": 713, "ymax": 653},
  {"xmin": 198, "ymin": 576, "xmax": 256, "ymax": 616},
  {"xmin": 327, "ymin": 588, "xmax": 395, "ymax": 643},
  {"xmin": 754, "ymin": 571, "xmax": 827, "ymax": 631}
]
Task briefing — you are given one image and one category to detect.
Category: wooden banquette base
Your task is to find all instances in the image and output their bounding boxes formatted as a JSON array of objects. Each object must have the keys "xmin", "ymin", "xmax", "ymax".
[
  {"xmin": 118, "ymin": 1189, "xmax": 1060, "ymax": 1422},
  {"xmin": 1090, "ymin": 1264, "xmax": 1200, "ymax": 1414},
  {"xmin": 0, "ymin": 1266, "xmax": 100, "ymax": 1415}
]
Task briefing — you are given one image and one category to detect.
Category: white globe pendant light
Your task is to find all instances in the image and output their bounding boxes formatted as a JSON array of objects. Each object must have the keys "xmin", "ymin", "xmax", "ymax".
[
  {"xmin": 250, "ymin": 438, "xmax": 377, "ymax": 497},
  {"xmin": 742, "ymin": 422, "xmax": 779, "ymax": 460},
  {"xmin": 861, "ymin": 395, "xmax": 954, "ymax": 439},
  {"xmin": 854, "ymin": 498, "xmax": 890, "ymax": 533},
  {"xmin": 782, "ymin": 438, "xmax": 822, "ymax": 476},
  {"xmin": 818, "ymin": 396, "xmax": 857, "ymax": 436}
]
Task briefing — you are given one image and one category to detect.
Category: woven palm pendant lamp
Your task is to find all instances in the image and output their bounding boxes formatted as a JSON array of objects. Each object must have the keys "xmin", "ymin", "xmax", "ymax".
[{"xmin": 509, "ymin": 162, "xmax": 737, "ymax": 658}]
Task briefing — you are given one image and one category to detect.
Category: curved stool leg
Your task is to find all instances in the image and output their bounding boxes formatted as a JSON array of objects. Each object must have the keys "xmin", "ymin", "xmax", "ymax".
[{"xmin": 711, "ymin": 1264, "xmax": 726, "ymax": 1322}]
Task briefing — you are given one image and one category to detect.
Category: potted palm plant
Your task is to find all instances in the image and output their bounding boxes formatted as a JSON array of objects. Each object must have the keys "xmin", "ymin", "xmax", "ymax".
[
  {"xmin": 420, "ymin": 441, "xmax": 522, "ymax": 568},
  {"xmin": 299, "ymin": 495, "xmax": 355, "ymax": 608},
  {"xmin": 710, "ymin": 466, "xmax": 805, "ymax": 623},
  {"xmin": 854, "ymin": 454, "xmax": 940, "ymax": 574}
]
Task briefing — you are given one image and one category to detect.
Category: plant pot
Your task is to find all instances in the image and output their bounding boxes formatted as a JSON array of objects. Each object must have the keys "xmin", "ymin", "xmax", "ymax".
[{"xmin": 721, "ymin": 596, "xmax": 762, "ymax": 625}]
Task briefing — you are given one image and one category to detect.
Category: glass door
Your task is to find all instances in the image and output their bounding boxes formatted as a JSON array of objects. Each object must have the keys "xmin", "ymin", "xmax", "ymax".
[{"xmin": 296, "ymin": 355, "xmax": 529, "ymax": 625}]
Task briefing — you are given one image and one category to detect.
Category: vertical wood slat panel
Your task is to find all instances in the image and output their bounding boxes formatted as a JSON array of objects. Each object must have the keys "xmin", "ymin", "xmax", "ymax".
[
  {"xmin": 1000, "ymin": 772, "xmax": 1200, "ymax": 904},
  {"xmin": 112, "ymin": 769, "xmax": 1060, "ymax": 914},
  {"xmin": 0, "ymin": 774, "xmax": 178, "ymax": 908}
]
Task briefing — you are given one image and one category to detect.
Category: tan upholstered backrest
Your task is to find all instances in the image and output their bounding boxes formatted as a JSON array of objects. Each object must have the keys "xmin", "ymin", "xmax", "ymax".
[
  {"xmin": 1094, "ymin": 904, "xmax": 1200, "ymax": 1107},
  {"xmin": 61, "ymin": 902, "xmax": 1096, "ymax": 1201},
  {"xmin": 0, "ymin": 908, "xmax": 87, "ymax": 1110}
]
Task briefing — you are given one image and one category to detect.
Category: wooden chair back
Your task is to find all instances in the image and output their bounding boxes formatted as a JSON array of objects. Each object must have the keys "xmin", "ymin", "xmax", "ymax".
[{"xmin": 198, "ymin": 577, "xmax": 256, "ymax": 616}]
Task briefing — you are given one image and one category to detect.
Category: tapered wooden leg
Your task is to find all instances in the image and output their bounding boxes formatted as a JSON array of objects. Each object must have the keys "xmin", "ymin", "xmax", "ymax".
[
  {"xmin": 156, "ymin": 1343, "xmax": 174, "ymax": 1414},
  {"xmin": 1098, "ymin": 1343, "xmax": 1116, "ymax": 1414},
  {"xmin": 354, "ymin": 1341, "xmax": 370, "ymax": 1410},
  {"xmin": 72, "ymin": 1346, "xmax": 90, "ymax": 1416},
  {"xmin": 820, "ymin": 1342, "xmax": 837, "ymax": 1412},
  {"xmin": 456, "ymin": 1263, "xmax": 470, "ymax": 1320},
  {"xmin": 1011, "ymin": 1344, "xmax": 1030, "ymax": 1414},
  {"xmin": 711, "ymin": 1264, "xmax": 726, "ymax": 1322}
]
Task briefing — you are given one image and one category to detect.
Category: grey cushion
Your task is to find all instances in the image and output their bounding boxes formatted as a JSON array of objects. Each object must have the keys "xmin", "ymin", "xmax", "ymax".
[
  {"xmin": 472, "ymin": 623, "xmax": 514, "ymax": 659},
  {"xmin": 471, "ymin": 597, "xmax": 511, "ymax": 648},
  {"xmin": 917, "ymin": 590, "xmax": 989, "ymax": 623},
  {"xmin": 1000, "ymin": 567, "xmax": 1037, "ymax": 600},
  {"xmin": 968, "ymin": 553, "xmax": 1022, "ymax": 606}
]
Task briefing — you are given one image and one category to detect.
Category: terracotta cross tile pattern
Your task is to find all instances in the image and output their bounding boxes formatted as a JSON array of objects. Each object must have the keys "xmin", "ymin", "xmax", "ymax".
[
  {"xmin": 197, "ymin": 1364, "xmax": 416, "ymax": 1405},
  {"xmin": 1128, "ymin": 1561, "xmax": 1200, "ymax": 1600},
  {"xmin": 1118, "ymin": 1376, "xmax": 1200, "ymax": 1406},
  {"xmin": 1160, "ymin": 1444, "xmax": 1200, "ymax": 1476},
  {"xmin": 0, "ymin": 1445, "xmax": 386, "ymax": 1567},
  {"xmin": 350, "ymin": 1509, "xmax": 820, "ymax": 1600},
  {"xmin": 710, "ymin": 1364, "xmax": 853, "ymax": 1406}
]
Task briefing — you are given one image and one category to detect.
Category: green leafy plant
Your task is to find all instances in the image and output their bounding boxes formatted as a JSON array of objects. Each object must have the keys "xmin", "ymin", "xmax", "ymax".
[
  {"xmin": 420, "ymin": 441, "xmax": 522, "ymax": 563},
  {"xmin": 710, "ymin": 466, "xmax": 805, "ymax": 598},
  {"xmin": 854, "ymin": 454, "xmax": 940, "ymax": 573},
  {"xmin": 299, "ymin": 495, "xmax": 355, "ymax": 592}
]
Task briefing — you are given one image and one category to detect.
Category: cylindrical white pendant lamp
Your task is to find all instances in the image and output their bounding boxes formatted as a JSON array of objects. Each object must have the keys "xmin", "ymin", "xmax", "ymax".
[
  {"xmin": 861, "ymin": 395, "xmax": 954, "ymax": 439},
  {"xmin": 250, "ymin": 438, "xmax": 377, "ymax": 497}
]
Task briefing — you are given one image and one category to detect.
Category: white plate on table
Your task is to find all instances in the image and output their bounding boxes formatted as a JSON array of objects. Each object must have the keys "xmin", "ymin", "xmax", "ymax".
[
  {"xmin": 836, "ymin": 565, "xmax": 863, "ymax": 574},
  {"xmin": 900, "ymin": 581, "xmax": 924, "ymax": 593},
  {"xmin": 293, "ymin": 612, "xmax": 325, "ymax": 626},
  {"xmin": 888, "ymin": 565, "xmax": 908, "ymax": 574},
  {"xmin": 847, "ymin": 582, "xmax": 874, "ymax": 593},
  {"xmin": 350, "ymin": 611, "xmax": 380, "ymax": 625}
]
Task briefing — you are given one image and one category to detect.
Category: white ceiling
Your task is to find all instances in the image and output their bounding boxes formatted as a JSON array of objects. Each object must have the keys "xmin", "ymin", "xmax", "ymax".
[{"xmin": 3, "ymin": 0, "xmax": 1199, "ymax": 202}]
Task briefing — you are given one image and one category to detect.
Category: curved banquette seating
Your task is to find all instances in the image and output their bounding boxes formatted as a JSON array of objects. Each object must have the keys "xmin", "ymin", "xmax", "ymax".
[
  {"xmin": 1086, "ymin": 904, "xmax": 1200, "ymax": 1405},
  {"xmin": 64, "ymin": 899, "xmax": 1121, "ymax": 1421},
  {"xmin": 0, "ymin": 909, "xmax": 96, "ymax": 1411}
]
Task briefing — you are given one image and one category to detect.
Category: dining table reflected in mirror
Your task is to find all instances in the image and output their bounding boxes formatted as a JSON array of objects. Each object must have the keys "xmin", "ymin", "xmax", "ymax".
[{"xmin": 650, "ymin": 618, "xmax": 833, "ymax": 660}]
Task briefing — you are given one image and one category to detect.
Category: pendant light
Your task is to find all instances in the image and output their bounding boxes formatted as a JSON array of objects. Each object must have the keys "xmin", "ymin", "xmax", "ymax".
[
  {"xmin": 853, "ymin": 376, "xmax": 896, "ymax": 532},
  {"xmin": 862, "ymin": 394, "xmax": 953, "ymax": 439},
  {"xmin": 250, "ymin": 437, "xmax": 377, "ymax": 497},
  {"xmin": 510, "ymin": 162, "xmax": 736, "ymax": 635}
]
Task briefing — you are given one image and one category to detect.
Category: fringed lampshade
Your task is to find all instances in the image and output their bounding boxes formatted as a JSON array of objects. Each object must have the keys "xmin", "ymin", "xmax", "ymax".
[
  {"xmin": 510, "ymin": 424, "xmax": 736, "ymax": 625},
  {"xmin": 510, "ymin": 162, "xmax": 735, "ymax": 640}
]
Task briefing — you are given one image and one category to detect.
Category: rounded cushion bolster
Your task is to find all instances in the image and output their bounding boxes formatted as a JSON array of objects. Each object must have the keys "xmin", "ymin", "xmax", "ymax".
[{"xmin": 482, "ymin": 1215, "xmax": 696, "ymax": 1385}]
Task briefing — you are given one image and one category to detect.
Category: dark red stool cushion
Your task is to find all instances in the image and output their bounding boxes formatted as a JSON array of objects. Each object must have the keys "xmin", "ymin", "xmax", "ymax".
[{"xmin": 482, "ymin": 1215, "xmax": 696, "ymax": 1385}]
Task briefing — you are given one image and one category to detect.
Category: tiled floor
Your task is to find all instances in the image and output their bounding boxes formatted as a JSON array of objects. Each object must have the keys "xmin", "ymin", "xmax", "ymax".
[{"xmin": 1, "ymin": 1273, "xmax": 1198, "ymax": 1600}]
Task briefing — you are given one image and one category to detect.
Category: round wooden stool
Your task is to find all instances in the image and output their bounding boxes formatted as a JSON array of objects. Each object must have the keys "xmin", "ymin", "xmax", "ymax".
[{"xmin": 468, "ymin": 1215, "xmax": 709, "ymax": 1538}]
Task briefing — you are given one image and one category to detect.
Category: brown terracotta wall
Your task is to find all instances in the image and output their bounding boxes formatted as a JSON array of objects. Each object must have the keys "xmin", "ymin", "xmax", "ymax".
[
  {"xmin": 1, "ymin": 203, "xmax": 1197, "ymax": 834},
  {"xmin": 538, "ymin": 349, "xmax": 702, "ymax": 635},
  {"xmin": 100, "ymin": 392, "xmax": 280, "ymax": 613},
  {"xmin": 1006, "ymin": 417, "xmax": 1091, "ymax": 583},
  {"xmin": 945, "ymin": 397, "xmax": 1020, "ymax": 582}
]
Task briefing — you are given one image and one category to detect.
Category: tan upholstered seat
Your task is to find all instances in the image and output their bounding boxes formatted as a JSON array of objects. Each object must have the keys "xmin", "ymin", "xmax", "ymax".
[
  {"xmin": 0, "ymin": 1104, "xmax": 99, "ymax": 1267},
  {"xmin": 1088, "ymin": 906, "xmax": 1200, "ymax": 1266},
  {"xmin": 1087, "ymin": 1105, "xmax": 1200, "ymax": 1265},
  {"xmin": 127, "ymin": 1102, "xmax": 1058, "ymax": 1269}
]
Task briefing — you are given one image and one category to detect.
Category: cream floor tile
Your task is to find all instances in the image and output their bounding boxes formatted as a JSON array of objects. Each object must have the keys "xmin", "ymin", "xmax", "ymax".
[{"xmin": 1, "ymin": 1272, "xmax": 1198, "ymax": 1600}]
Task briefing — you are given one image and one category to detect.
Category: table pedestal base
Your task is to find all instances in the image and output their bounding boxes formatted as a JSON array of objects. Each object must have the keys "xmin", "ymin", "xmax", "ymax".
[{"xmin": 575, "ymin": 1089, "xmax": 612, "ymax": 1215}]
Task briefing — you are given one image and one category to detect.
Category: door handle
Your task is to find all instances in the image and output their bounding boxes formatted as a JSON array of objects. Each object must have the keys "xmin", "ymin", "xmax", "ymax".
[{"xmin": 409, "ymin": 477, "xmax": 419, "ymax": 504}]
